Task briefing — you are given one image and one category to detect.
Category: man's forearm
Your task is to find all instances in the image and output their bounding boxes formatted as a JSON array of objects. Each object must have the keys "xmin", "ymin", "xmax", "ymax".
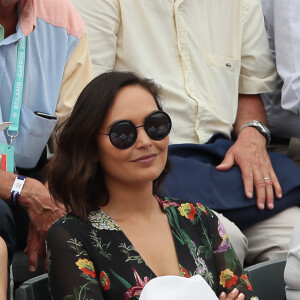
[
  {"xmin": 233, "ymin": 94, "xmax": 267, "ymax": 137},
  {"xmin": 0, "ymin": 170, "xmax": 17, "ymax": 202}
]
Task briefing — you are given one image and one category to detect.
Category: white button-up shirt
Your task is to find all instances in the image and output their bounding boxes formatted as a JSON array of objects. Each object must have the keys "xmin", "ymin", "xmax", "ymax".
[
  {"xmin": 73, "ymin": 0, "xmax": 276, "ymax": 144},
  {"xmin": 261, "ymin": 0, "xmax": 300, "ymax": 139}
]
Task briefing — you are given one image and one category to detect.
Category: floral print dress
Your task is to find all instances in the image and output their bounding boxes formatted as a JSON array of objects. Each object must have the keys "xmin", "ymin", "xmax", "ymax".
[{"xmin": 47, "ymin": 197, "xmax": 258, "ymax": 300}]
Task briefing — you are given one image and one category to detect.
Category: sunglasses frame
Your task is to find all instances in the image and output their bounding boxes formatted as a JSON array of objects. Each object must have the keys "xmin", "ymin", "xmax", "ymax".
[{"xmin": 97, "ymin": 110, "xmax": 172, "ymax": 149}]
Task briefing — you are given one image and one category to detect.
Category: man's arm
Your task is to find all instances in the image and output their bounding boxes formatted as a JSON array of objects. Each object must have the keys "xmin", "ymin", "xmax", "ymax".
[
  {"xmin": 217, "ymin": 94, "xmax": 282, "ymax": 210},
  {"xmin": 0, "ymin": 170, "xmax": 65, "ymax": 271},
  {"xmin": 24, "ymin": 31, "xmax": 92, "ymax": 270},
  {"xmin": 55, "ymin": 31, "xmax": 92, "ymax": 122},
  {"xmin": 71, "ymin": 0, "xmax": 120, "ymax": 77}
]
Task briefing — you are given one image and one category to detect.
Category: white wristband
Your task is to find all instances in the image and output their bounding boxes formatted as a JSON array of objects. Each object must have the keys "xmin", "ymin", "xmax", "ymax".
[{"xmin": 11, "ymin": 175, "xmax": 26, "ymax": 205}]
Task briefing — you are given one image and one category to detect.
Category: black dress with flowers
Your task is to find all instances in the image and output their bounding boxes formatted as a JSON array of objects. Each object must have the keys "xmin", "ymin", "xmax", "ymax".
[{"xmin": 47, "ymin": 197, "xmax": 258, "ymax": 300}]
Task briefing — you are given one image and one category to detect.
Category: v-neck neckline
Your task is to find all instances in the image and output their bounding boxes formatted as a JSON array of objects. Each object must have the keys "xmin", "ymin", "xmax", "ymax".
[{"xmin": 89, "ymin": 196, "xmax": 182, "ymax": 278}]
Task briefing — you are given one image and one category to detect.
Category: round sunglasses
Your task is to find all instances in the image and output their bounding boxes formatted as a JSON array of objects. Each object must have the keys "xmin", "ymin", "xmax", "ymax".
[{"xmin": 97, "ymin": 111, "xmax": 172, "ymax": 149}]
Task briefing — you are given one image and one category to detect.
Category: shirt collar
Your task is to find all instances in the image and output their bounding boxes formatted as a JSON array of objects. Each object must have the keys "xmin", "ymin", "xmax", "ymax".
[{"xmin": 19, "ymin": 0, "xmax": 36, "ymax": 37}]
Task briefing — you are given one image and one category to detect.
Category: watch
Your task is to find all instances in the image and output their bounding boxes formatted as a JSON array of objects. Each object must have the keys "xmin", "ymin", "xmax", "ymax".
[{"xmin": 239, "ymin": 120, "xmax": 271, "ymax": 144}]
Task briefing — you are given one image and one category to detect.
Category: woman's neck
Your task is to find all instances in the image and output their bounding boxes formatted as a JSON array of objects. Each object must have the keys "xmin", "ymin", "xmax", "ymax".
[
  {"xmin": 0, "ymin": 2, "xmax": 18, "ymax": 38},
  {"xmin": 101, "ymin": 181, "xmax": 162, "ymax": 221}
]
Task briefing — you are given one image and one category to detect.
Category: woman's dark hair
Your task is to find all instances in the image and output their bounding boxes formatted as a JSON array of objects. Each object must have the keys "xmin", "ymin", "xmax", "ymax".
[{"xmin": 46, "ymin": 71, "xmax": 170, "ymax": 220}]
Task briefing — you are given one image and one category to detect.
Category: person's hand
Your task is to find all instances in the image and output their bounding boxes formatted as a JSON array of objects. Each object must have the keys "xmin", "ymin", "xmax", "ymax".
[
  {"xmin": 19, "ymin": 178, "xmax": 66, "ymax": 271},
  {"xmin": 219, "ymin": 288, "xmax": 245, "ymax": 300},
  {"xmin": 216, "ymin": 127, "xmax": 282, "ymax": 210},
  {"xmin": 25, "ymin": 222, "xmax": 45, "ymax": 271}
]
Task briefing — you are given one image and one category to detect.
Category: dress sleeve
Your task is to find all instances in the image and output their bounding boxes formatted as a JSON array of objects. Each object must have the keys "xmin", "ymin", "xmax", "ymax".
[
  {"xmin": 47, "ymin": 221, "xmax": 105, "ymax": 300},
  {"xmin": 71, "ymin": 0, "xmax": 120, "ymax": 77},
  {"xmin": 210, "ymin": 211, "xmax": 257, "ymax": 299}
]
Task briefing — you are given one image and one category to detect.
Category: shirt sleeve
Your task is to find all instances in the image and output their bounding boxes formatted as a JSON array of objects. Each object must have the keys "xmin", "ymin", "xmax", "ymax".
[
  {"xmin": 47, "ymin": 221, "xmax": 105, "ymax": 300},
  {"xmin": 71, "ymin": 0, "xmax": 120, "ymax": 78},
  {"xmin": 55, "ymin": 30, "xmax": 92, "ymax": 122},
  {"xmin": 209, "ymin": 211, "xmax": 256, "ymax": 299},
  {"xmin": 273, "ymin": 0, "xmax": 300, "ymax": 116},
  {"xmin": 284, "ymin": 218, "xmax": 300, "ymax": 300},
  {"xmin": 239, "ymin": 0, "xmax": 276, "ymax": 94}
]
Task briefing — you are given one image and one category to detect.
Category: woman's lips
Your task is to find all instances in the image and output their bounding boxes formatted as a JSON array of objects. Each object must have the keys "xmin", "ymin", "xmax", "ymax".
[{"xmin": 132, "ymin": 153, "xmax": 157, "ymax": 163}]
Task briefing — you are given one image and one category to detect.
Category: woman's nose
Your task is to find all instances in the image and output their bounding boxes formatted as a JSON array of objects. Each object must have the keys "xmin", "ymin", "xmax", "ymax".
[{"xmin": 135, "ymin": 126, "xmax": 152, "ymax": 149}]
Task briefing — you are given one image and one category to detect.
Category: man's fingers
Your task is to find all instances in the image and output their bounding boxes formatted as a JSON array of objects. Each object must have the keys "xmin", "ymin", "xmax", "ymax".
[
  {"xmin": 239, "ymin": 161, "xmax": 254, "ymax": 199},
  {"xmin": 216, "ymin": 152, "xmax": 235, "ymax": 171},
  {"xmin": 260, "ymin": 173, "xmax": 275, "ymax": 210},
  {"xmin": 25, "ymin": 223, "xmax": 39, "ymax": 271},
  {"xmin": 270, "ymin": 169, "xmax": 282, "ymax": 199}
]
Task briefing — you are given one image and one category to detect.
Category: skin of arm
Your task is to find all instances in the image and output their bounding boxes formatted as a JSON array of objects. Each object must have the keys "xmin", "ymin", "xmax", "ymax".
[
  {"xmin": 0, "ymin": 236, "xmax": 8, "ymax": 299},
  {"xmin": 217, "ymin": 94, "xmax": 282, "ymax": 210}
]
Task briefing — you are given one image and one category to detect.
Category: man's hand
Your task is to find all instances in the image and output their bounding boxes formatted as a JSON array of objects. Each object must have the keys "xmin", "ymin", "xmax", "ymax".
[
  {"xmin": 217, "ymin": 127, "xmax": 282, "ymax": 210},
  {"xmin": 19, "ymin": 178, "xmax": 65, "ymax": 271}
]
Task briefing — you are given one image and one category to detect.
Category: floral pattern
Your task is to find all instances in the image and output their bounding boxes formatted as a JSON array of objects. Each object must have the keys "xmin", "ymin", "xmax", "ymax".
[
  {"xmin": 178, "ymin": 203, "xmax": 197, "ymax": 220},
  {"xmin": 47, "ymin": 197, "xmax": 258, "ymax": 299},
  {"xmin": 124, "ymin": 268, "xmax": 150, "ymax": 300},
  {"xmin": 76, "ymin": 258, "xmax": 97, "ymax": 278},
  {"xmin": 220, "ymin": 269, "xmax": 239, "ymax": 288},
  {"xmin": 89, "ymin": 210, "xmax": 120, "ymax": 231},
  {"xmin": 100, "ymin": 271, "xmax": 111, "ymax": 291}
]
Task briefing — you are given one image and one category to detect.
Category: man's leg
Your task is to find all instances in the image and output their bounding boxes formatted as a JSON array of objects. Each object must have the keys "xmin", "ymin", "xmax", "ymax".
[
  {"xmin": 287, "ymin": 138, "xmax": 300, "ymax": 168},
  {"xmin": 213, "ymin": 211, "xmax": 248, "ymax": 266},
  {"xmin": 243, "ymin": 206, "xmax": 300, "ymax": 265},
  {"xmin": 268, "ymin": 137, "xmax": 300, "ymax": 169}
]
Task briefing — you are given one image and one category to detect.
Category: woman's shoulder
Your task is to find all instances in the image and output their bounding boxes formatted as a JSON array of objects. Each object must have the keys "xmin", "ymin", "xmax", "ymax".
[
  {"xmin": 53, "ymin": 213, "xmax": 84, "ymax": 226},
  {"xmin": 49, "ymin": 213, "xmax": 90, "ymax": 237},
  {"xmin": 158, "ymin": 196, "xmax": 214, "ymax": 220}
]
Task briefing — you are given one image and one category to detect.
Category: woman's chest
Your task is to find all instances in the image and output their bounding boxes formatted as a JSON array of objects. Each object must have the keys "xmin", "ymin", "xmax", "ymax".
[{"xmin": 86, "ymin": 225, "xmax": 218, "ymax": 299}]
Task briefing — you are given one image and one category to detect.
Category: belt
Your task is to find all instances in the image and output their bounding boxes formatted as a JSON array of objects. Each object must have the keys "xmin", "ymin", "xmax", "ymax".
[{"xmin": 270, "ymin": 135, "xmax": 291, "ymax": 145}]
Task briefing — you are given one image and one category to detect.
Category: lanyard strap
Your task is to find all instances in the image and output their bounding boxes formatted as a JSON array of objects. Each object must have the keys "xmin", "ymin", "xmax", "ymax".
[
  {"xmin": 0, "ymin": 25, "xmax": 4, "ymax": 42},
  {"xmin": 8, "ymin": 37, "xmax": 27, "ymax": 141}
]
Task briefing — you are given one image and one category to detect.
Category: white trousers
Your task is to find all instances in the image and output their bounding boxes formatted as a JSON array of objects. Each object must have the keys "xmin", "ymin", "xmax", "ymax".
[{"xmin": 215, "ymin": 206, "xmax": 300, "ymax": 266}]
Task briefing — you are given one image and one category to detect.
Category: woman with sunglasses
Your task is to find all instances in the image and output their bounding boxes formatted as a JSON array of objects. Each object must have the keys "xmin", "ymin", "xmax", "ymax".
[{"xmin": 46, "ymin": 71, "xmax": 257, "ymax": 300}]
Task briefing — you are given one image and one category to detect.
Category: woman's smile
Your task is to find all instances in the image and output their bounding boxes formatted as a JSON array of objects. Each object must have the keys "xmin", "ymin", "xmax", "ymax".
[{"xmin": 131, "ymin": 153, "xmax": 158, "ymax": 164}]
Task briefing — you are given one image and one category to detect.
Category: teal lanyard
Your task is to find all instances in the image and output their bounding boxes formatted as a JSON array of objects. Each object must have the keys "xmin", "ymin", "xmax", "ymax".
[
  {"xmin": 0, "ymin": 25, "xmax": 4, "ymax": 42},
  {"xmin": 7, "ymin": 37, "xmax": 27, "ymax": 145}
]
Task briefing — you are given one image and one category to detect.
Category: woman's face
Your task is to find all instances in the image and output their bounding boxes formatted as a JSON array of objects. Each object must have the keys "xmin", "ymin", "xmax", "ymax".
[{"xmin": 96, "ymin": 84, "xmax": 169, "ymax": 188}]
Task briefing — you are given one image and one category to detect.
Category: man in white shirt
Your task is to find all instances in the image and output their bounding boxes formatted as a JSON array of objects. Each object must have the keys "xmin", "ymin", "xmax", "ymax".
[{"xmin": 72, "ymin": 0, "xmax": 300, "ymax": 265}]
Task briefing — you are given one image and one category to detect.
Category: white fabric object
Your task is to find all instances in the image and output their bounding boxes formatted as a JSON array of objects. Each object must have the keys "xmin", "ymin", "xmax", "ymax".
[{"xmin": 139, "ymin": 274, "xmax": 218, "ymax": 300}]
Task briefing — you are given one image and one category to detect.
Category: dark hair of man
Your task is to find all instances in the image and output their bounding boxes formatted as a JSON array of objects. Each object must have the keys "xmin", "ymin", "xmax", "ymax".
[{"xmin": 46, "ymin": 71, "xmax": 170, "ymax": 220}]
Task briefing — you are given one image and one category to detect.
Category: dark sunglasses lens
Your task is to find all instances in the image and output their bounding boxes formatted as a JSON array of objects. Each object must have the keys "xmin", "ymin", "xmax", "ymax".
[
  {"xmin": 109, "ymin": 121, "xmax": 137, "ymax": 149},
  {"xmin": 145, "ymin": 112, "xmax": 171, "ymax": 140}
]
